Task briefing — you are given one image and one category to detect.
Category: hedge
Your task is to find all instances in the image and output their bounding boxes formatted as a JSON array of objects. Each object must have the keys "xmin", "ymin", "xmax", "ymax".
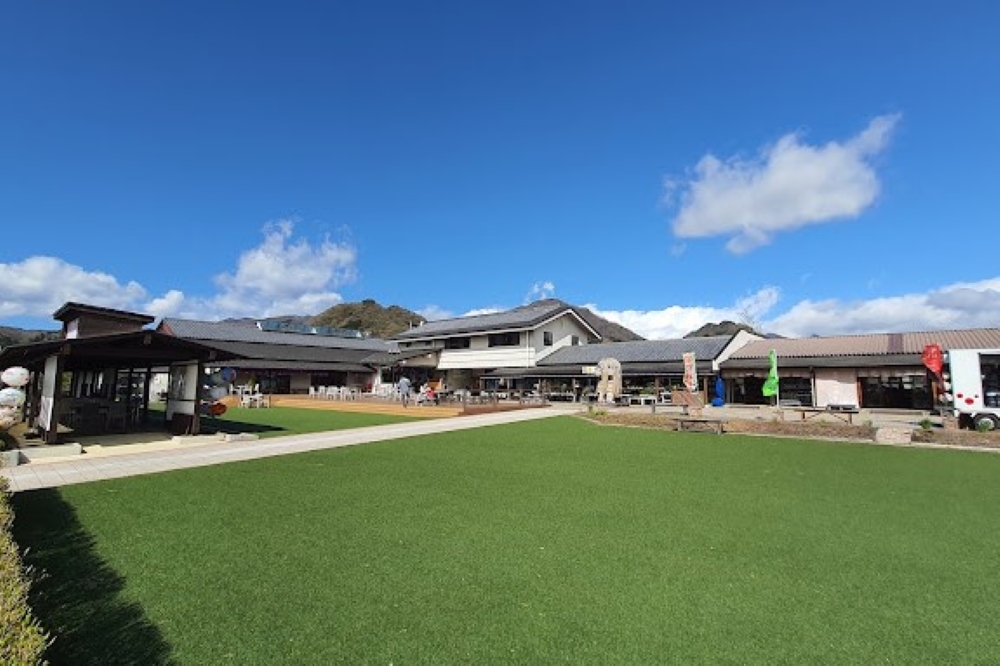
[{"xmin": 0, "ymin": 477, "xmax": 49, "ymax": 665}]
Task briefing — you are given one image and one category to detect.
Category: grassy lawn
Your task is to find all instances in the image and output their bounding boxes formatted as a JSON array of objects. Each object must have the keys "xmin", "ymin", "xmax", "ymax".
[
  {"xmin": 188, "ymin": 404, "xmax": 423, "ymax": 439},
  {"xmin": 12, "ymin": 417, "xmax": 1000, "ymax": 664}
]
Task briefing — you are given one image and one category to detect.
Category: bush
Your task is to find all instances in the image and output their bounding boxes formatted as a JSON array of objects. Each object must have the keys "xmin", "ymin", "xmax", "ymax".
[
  {"xmin": 0, "ymin": 478, "xmax": 49, "ymax": 665},
  {"xmin": 919, "ymin": 418, "xmax": 934, "ymax": 431}
]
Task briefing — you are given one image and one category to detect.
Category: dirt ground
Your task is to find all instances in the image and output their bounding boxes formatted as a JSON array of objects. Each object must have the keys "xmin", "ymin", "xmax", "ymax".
[
  {"xmin": 583, "ymin": 411, "xmax": 1000, "ymax": 450},
  {"xmin": 458, "ymin": 402, "xmax": 551, "ymax": 416}
]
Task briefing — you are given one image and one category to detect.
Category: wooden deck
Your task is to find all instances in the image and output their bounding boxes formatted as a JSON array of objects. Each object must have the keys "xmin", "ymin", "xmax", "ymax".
[{"xmin": 264, "ymin": 395, "xmax": 465, "ymax": 418}]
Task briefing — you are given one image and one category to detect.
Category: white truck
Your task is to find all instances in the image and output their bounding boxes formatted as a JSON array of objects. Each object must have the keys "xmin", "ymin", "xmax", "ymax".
[{"xmin": 942, "ymin": 348, "xmax": 1000, "ymax": 430}]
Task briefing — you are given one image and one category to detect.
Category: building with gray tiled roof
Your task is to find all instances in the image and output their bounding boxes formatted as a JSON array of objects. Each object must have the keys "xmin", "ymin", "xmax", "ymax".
[
  {"xmin": 487, "ymin": 332, "xmax": 759, "ymax": 401},
  {"xmin": 391, "ymin": 299, "xmax": 603, "ymax": 392},
  {"xmin": 394, "ymin": 299, "xmax": 600, "ymax": 342},
  {"xmin": 719, "ymin": 328, "xmax": 1000, "ymax": 409},
  {"xmin": 158, "ymin": 317, "xmax": 396, "ymax": 394}
]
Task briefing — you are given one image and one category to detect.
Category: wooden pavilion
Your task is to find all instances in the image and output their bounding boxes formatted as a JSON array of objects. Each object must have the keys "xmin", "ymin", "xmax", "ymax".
[{"xmin": 0, "ymin": 303, "xmax": 241, "ymax": 444}]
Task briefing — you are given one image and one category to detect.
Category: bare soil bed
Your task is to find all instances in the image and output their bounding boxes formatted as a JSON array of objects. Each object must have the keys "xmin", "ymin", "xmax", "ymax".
[
  {"xmin": 584, "ymin": 411, "xmax": 1000, "ymax": 450},
  {"xmin": 458, "ymin": 402, "xmax": 550, "ymax": 416}
]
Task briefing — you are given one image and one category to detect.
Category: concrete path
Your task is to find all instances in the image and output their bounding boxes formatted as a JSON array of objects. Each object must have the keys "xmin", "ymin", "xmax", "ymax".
[{"xmin": 1, "ymin": 407, "xmax": 570, "ymax": 493}]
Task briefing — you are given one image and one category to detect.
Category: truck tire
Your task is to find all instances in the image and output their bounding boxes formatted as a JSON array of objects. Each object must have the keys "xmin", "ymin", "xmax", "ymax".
[{"xmin": 972, "ymin": 414, "xmax": 999, "ymax": 431}]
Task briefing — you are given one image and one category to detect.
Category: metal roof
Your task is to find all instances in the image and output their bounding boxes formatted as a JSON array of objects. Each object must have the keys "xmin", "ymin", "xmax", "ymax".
[
  {"xmin": 160, "ymin": 318, "xmax": 392, "ymax": 352},
  {"xmin": 727, "ymin": 328, "xmax": 1000, "ymax": 360},
  {"xmin": 393, "ymin": 300, "xmax": 598, "ymax": 340},
  {"xmin": 538, "ymin": 336, "xmax": 733, "ymax": 366}
]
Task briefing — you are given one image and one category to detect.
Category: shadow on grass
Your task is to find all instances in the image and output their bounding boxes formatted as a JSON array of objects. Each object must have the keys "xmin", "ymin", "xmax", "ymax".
[
  {"xmin": 11, "ymin": 489, "xmax": 175, "ymax": 665},
  {"xmin": 197, "ymin": 416, "xmax": 285, "ymax": 435}
]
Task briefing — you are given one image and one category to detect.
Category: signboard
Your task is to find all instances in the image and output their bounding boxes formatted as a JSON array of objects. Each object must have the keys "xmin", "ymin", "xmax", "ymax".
[{"xmin": 682, "ymin": 352, "xmax": 697, "ymax": 392}]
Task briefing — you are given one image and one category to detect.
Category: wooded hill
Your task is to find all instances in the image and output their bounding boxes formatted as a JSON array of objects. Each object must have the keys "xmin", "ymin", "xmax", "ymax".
[
  {"xmin": 684, "ymin": 320, "xmax": 764, "ymax": 338},
  {"xmin": 0, "ymin": 326, "xmax": 61, "ymax": 349},
  {"xmin": 311, "ymin": 299, "xmax": 427, "ymax": 339}
]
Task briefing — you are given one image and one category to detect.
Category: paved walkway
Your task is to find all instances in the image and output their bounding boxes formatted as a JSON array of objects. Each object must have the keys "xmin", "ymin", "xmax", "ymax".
[{"xmin": 1, "ymin": 407, "xmax": 570, "ymax": 493}]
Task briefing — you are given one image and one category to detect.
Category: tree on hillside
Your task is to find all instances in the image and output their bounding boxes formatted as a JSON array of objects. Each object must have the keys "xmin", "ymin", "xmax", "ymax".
[
  {"xmin": 311, "ymin": 299, "xmax": 426, "ymax": 339},
  {"xmin": 684, "ymin": 320, "xmax": 763, "ymax": 338}
]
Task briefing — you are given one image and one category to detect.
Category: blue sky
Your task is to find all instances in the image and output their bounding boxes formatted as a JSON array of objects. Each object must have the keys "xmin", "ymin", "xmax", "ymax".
[{"xmin": 2, "ymin": 1, "xmax": 998, "ymax": 340}]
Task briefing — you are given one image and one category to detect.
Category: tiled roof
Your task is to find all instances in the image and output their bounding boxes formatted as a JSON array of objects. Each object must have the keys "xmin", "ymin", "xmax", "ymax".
[
  {"xmin": 393, "ymin": 300, "xmax": 595, "ymax": 340},
  {"xmin": 220, "ymin": 359, "xmax": 373, "ymax": 373},
  {"xmin": 160, "ymin": 318, "xmax": 391, "ymax": 352},
  {"xmin": 727, "ymin": 328, "xmax": 1000, "ymax": 360},
  {"xmin": 360, "ymin": 349, "xmax": 437, "ymax": 366},
  {"xmin": 538, "ymin": 336, "xmax": 733, "ymax": 365},
  {"xmin": 0, "ymin": 330, "xmax": 242, "ymax": 370},
  {"xmin": 52, "ymin": 301, "xmax": 155, "ymax": 325},
  {"xmin": 193, "ymin": 340, "xmax": 377, "ymax": 364}
]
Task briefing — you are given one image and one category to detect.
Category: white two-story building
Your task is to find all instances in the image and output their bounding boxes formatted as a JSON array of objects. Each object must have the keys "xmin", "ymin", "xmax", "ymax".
[{"xmin": 392, "ymin": 300, "xmax": 602, "ymax": 392}]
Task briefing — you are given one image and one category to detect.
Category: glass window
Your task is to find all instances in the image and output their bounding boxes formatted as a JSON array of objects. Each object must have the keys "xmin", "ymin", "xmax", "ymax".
[
  {"xmin": 543, "ymin": 331, "xmax": 553, "ymax": 346},
  {"xmin": 445, "ymin": 337, "xmax": 471, "ymax": 349},
  {"xmin": 488, "ymin": 332, "xmax": 520, "ymax": 347}
]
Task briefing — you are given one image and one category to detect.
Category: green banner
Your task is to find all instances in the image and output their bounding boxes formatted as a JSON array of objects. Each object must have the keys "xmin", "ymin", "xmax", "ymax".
[{"xmin": 762, "ymin": 349, "xmax": 779, "ymax": 397}]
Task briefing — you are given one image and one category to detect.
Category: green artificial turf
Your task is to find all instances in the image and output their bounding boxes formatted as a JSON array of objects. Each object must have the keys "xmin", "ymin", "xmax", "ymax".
[
  {"xmin": 199, "ymin": 405, "xmax": 421, "ymax": 438},
  {"xmin": 12, "ymin": 417, "xmax": 1000, "ymax": 664}
]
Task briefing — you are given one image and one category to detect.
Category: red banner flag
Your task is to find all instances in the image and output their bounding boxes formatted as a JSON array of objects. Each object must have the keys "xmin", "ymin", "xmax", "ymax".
[{"xmin": 922, "ymin": 344, "xmax": 943, "ymax": 375}]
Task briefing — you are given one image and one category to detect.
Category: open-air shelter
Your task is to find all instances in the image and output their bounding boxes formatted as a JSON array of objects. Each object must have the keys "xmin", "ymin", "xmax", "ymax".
[{"xmin": 0, "ymin": 303, "xmax": 242, "ymax": 444}]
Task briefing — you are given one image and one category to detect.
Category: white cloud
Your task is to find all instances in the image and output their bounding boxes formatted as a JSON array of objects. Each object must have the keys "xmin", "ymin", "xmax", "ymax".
[
  {"xmin": 667, "ymin": 114, "xmax": 900, "ymax": 253},
  {"xmin": 4, "ymin": 233, "xmax": 999, "ymax": 346},
  {"xmin": 143, "ymin": 290, "xmax": 186, "ymax": 322},
  {"xmin": 733, "ymin": 287, "xmax": 780, "ymax": 326},
  {"xmin": 583, "ymin": 288, "xmax": 780, "ymax": 340},
  {"xmin": 0, "ymin": 220, "xmax": 359, "ymax": 328},
  {"xmin": 0, "ymin": 256, "xmax": 147, "ymax": 320},
  {"xmin": 462, "ymin": 307, "xmax": 504, "ymax": 318},
  {"xmin": 417, "ymin": 305, "xmax": 454, "ymax": 322},
  {"xmin": 151, "ymin": 220, "xmax": 358, "ymax": 321},
  {"xmin": 585, "ymin": 297, "xmax": 755, "ymax": 341},
  {"xmin": 586, "ymin": 278, "xmax": 1000, "ymax": 340},
  {"xmin": 525, "ymin": 281, "xmax": 556, "ymax": 303},
  {"xmin": 210, "ymin": 219, "xmax": 356, "ymax": 318},
  {"xmin": 763, "ymin": 277, "xmax": 1000, "ymax": 337}
]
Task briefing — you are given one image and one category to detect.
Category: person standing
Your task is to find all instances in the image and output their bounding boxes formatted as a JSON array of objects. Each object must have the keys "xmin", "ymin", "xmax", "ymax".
[{"xmin": 397, "ymin": 376, "xmax": 412, "ymax": 407}]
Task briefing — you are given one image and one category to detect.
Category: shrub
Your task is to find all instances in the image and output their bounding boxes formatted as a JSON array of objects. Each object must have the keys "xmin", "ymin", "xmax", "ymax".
[
  {"xmin": 0, "ymin": 478, "xmax": 49, "ymax": 665},
  {"xmin": 919, "ymin": 418, "xmax": 934, "ymax": 431}
]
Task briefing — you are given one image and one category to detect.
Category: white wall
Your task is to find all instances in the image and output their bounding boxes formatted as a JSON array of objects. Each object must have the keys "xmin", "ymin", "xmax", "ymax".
[
  {"xmin": 165, "ymin": 362, "xmax": 200, "ymax": 419},
  {"xmin": 814, "ymin": 369, "xmax": 859, "ymax": 407},
  {"xmin": 713, "ymin": 330, "xmax": 763, "ymax": 371},
  {"xmin": 533, "ymin": 316, "xmax": 593, "ymax": 361},
  {"xmin": 418, "ymin": 312, "xmax": 594, "ymax": 370},
  {"xmin": 438, "ymin": 347, "xmax": 536, "ymax": 369}
]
